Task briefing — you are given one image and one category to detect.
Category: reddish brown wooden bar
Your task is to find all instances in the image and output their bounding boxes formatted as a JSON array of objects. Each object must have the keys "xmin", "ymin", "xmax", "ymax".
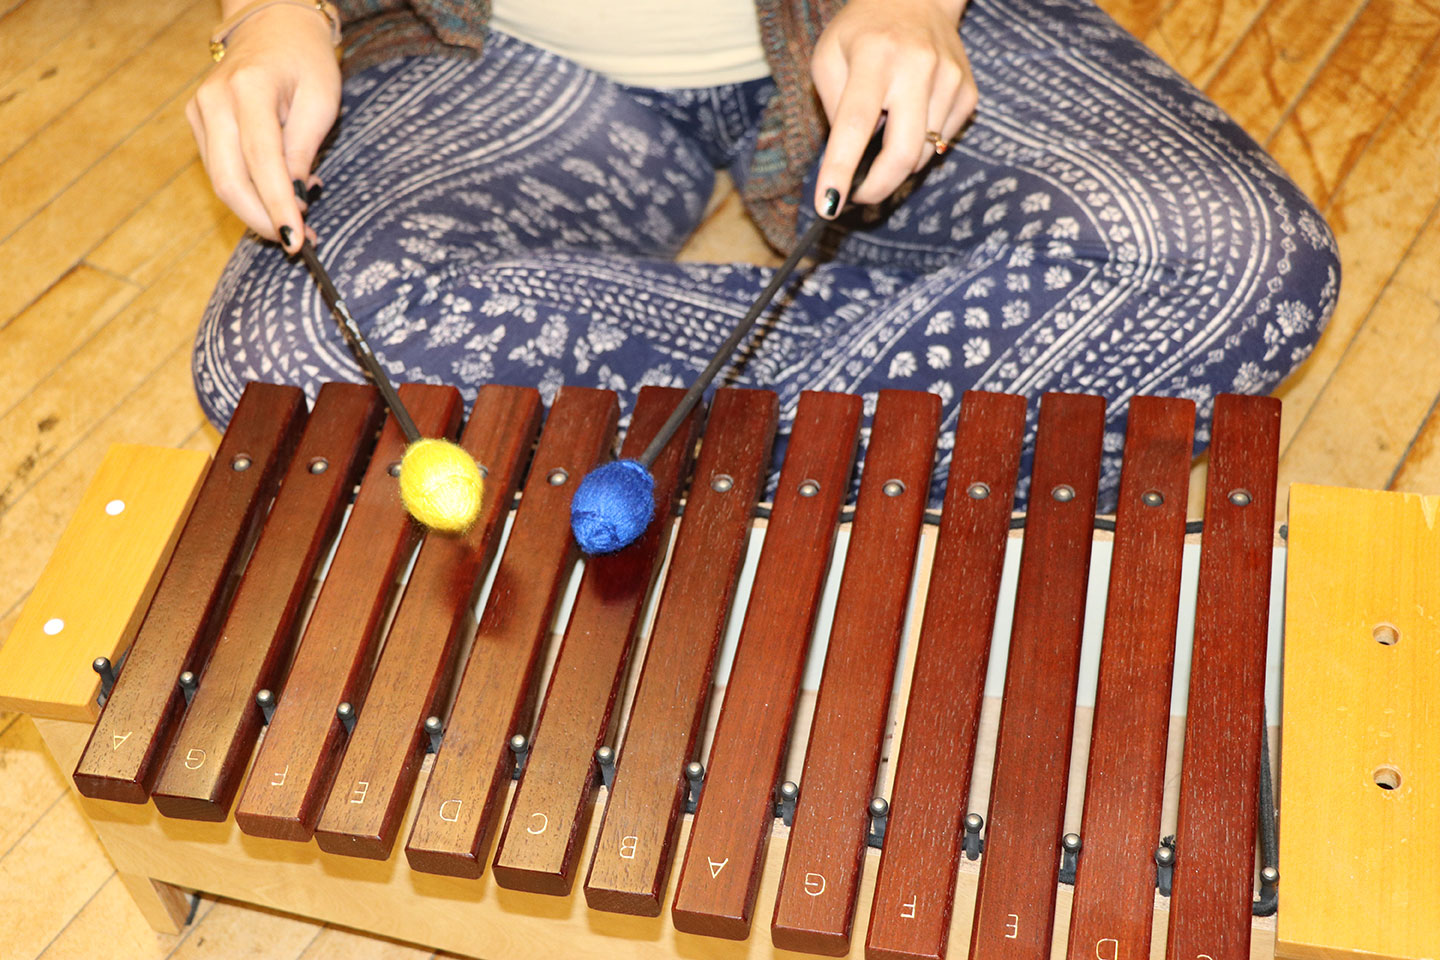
[
  {"xmin": 404, "ymin": 386, "xmax": 619, "ymax": 877},
  {"xmin": 73, "ymin": 383, "xmax": 307, "ymax": 803},
  {"xmin": 490, "ymin": 385, "xmax": 698, "ymax": 895},
  {"xmin": 1165, "ymin": 394, "xmax": 1280, "ymax": 960},
  {"xmin": 583, "ymin": 388, "xmax": 778, "ymax": 915},
  {"xmin": 233, "ymin": 384, "xmax": 463, "ymax": 841},
  {"xmin": 771, "ymin": 389, "xmax": 940, "ymax": 955},
  {"xmin": 312, "ymin": 385, "xmax": 541, "ymax": 860},
  {"xmin": 865, "ymin": 390, "xmax": 1027, "ymax": 960},
  {"xmin": 1067, "ymin": 396, "xmax": 1194, "ymax": 960},
  {"xmin": 670, "ymin": 390, "xmax": 863, "ymax": 940},
  {"xmin": 967, "ymin": 392, "xmax": 1105, "ymax": 960},
  {"xmin": 151, "ymin": 383, "xmax": 384, "ymax": 821}
]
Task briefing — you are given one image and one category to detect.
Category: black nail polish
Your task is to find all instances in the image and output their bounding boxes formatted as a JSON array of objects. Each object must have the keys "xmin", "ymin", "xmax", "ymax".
[
  {"xmin": 306, "ymin": 182, "xmax": 322, "ymax": 204},
  {"xmin": 821, "ymin": 187, "xmax": 840, "ymax": 218},
  {"xmin": 278, "ymin": 225, "xmax": 294, "ymax": 247},
  {"xmin": 291, "ymin": 179, "xmax": 307, "ymax": 203}
]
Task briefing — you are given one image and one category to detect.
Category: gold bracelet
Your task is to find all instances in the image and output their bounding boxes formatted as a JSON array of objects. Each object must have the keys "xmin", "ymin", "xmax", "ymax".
[{"xmin": 210, "ymin": 0, "xmax": 341, "ymax": 62}]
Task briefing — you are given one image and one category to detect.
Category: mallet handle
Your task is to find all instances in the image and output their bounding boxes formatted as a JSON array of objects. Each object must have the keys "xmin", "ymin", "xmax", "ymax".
[
  {"xmin": 636, "ymin": 126, "xmax": 889, "ymax": 469},
  {"xmin": 284, "ymin": 181, "xmax": 422, "ymax": 445}
]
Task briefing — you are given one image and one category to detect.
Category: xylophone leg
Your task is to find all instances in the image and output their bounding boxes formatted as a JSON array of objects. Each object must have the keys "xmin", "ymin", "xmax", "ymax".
[
  {"xmin": 36, "ymin": 718, "xmax": 192, "ymax": 933},
  {"xmin": 115, "ymin": 873, "xmax": 191, "ymax": 935}
]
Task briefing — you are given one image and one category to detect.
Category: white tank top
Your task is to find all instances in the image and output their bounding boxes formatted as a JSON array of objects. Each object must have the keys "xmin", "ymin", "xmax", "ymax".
[{"xmin": 489, "ymin": 0, "xmax": 771, "ymax": 88}]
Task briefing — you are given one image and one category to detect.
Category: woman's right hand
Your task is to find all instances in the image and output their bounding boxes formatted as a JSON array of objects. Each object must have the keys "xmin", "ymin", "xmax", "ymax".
[{"xmin": 187, "ymin": 4, "xmax": 342, "ymax": 252}]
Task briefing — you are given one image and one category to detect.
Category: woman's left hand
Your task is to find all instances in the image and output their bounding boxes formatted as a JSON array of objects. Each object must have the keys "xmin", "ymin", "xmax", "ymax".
[{"xmin": 810, "ymin": 0, "xmax": 976, "ymax": 218}]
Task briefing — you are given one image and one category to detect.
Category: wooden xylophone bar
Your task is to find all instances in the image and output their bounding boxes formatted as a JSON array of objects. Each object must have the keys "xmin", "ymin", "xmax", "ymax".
[{"xmin": 53, "ymin": 380, "xmax": 1285, "ymax": 960}]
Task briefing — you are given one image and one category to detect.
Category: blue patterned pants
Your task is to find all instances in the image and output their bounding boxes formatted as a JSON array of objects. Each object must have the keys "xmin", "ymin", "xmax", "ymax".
[{"xmin": 194, "ymin": 0, "xmax": 1340, "ymax": 505}]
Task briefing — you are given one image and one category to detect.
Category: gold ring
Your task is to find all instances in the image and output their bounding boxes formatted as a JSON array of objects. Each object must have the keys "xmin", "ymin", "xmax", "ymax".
[{"xmin": 926, "ymin": 131, "xmax": 951, "ymax": 155}]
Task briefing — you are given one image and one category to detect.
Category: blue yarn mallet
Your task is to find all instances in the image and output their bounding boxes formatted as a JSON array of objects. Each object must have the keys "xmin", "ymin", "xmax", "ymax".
[{"xmin": 570, "ymin": 128, "xmax": 891, "ymax": 555}]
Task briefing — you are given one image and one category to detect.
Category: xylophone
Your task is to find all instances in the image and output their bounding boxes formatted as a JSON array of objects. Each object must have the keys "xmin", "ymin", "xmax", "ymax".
[{"xmin": 0, "ymin": 380, "xmax": 1434, "ymax": 960}]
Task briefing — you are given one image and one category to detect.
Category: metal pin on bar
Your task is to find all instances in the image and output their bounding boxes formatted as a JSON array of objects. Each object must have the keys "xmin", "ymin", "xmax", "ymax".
[
  {"xmin": 595, "ymin": 746, "xmax": 616, "ymax": 790},
  {"xmin": 256, "ymin": 688, "xmax": 276, "ymax": 725},
  {"xmin": 1254, "ymin": 865, "xmax": 1280, "ymax": 917},
  {"xmin": 963, "ymin": 812, "xmax": 985, "ymax": 860},
  {"xmin": 1059, "ymin": 832, "xmax": 1081, "ymax": 885},
  {"xmin": 336, "ymin": 701, "xmax": 356, "ymax": 735},
  {"xmin": 178, "ymin": 670, "xmax": 197, "ymax": 706},
  {"xmin": 424, "ymin": 716, "xmax": 444, "ymax": 754},
  {"xmin": 866, "ymin": 796, "xmax": 889, "ymax": 849},
  {"xmin": 509, "ymin": 734, "xmax": 530, "ymax": 780},
  {"xmin": 92, "ymin": 657, "xmax": 116, "ymax": 705},
  {"xmin": 776, "ymin": 780, "xmax": 799, "ymax": 827},
  {"xmin": 684, "ymin": 761, "xmax": 704, "ymax": 813},
  {"xmin": 1155, "ymin": 840, "xmax": 1175, "ymax": 896}
]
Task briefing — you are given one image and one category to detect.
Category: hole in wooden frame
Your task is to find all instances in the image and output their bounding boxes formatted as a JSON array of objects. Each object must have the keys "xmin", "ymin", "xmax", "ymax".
[{"xmin": 1373, "ymin": 765, "xmax": 1402, "ymax": 791}]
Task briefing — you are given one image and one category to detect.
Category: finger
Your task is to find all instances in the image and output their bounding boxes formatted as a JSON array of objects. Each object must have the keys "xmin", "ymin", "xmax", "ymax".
[
  {"xmin": 915, "ymin": 63, "xmax": 966, "ymax": 173},
  {"xmin": 201, "ymin": 103, "xmax": 278, "ymax": 241},
  {"xmin": 851, "ymin": 70, "xmax": 931, "ymax": 205},
  {"xmin": 941, "ymin": 76, "xmax": 980, "ymax": 143},
  {"xmin": 813, "ymin": 77, "xmax": 885, "ymax": 218},
  {"xmin": 947, "ymin": 47, "xmax": 980, "ymax": 139},
  {"xmin": 810, "ymin": 35, "xmax": 849, "ymax": 122},
  {"xmin": 234, "ymin": 83, "xmax": 306, "ymax": 252},
  {"xmin": 185, "ymin": 97, "xmax": 209, "ymax": 168},
  {"xmin": 280, "ymin": 84, "xmax": 339, "ymax": 188}
]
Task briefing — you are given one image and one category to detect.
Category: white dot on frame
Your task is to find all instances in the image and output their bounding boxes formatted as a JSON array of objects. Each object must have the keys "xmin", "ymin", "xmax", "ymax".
[
  {"xmin": 105, "ymin": 499, "xmax": 126, "ymax": 516},
  {"xmin": 43, "ymin": 618, "xmax": 65, "ymax": 635}
]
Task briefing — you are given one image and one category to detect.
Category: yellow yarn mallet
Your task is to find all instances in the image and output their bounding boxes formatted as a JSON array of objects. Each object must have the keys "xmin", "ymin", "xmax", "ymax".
[{"xmin": 281, "ymin": 214, "xmax": 484, "ymax": 534}]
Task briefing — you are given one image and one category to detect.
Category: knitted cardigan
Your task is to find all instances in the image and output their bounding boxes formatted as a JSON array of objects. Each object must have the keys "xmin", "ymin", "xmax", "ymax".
[{"xmin": 332, "ymin": 0, "xmax": 842, "ymax": 248}]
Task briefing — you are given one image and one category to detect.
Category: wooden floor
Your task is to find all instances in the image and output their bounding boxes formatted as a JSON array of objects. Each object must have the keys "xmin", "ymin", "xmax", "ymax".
[{"xmin": 2, "ymin": 0, "xmax": 1438, "ymax": 955}]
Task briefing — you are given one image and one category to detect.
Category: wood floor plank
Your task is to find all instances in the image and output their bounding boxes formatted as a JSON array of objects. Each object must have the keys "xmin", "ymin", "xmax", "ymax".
[
  {"xmin": 1285, "ymin": 207, "xmax": 1440, "ymax": 492},
  {"xmin": 0, "ymin": 713, "xmax": 67, "ymax": 856},
  {"xmin": 0, "ymin": 0, "xmax": 92, "ymax": 89},
  {"xmin": 0, "ymin": 0, "xmax": 210, "ymax": 246},
  {"xmin": 0, "ymin": 345, "xmax": 209, "ymax": 628},
  {"xmin": 1096, "ymin": 0, "xmax": 1171, "ymax": 42},
  {"xmin": 1263, "ymin": 0, "xmax": 1440, "ymax": 210},
  {"xmin": 0, "ymin": 265, "xmax": 138, "ymax": 416},
  {"xmin": 1137, "ymin": 0, "xmax": 1271, "ymax": 87},
  {"xmin": 0, "ymin": 76, "xmax": 206, "ymax": 323},
  {"xmin": 673, "ymin": 189, "xmax": 780, "ymax": 268},
  {"xmin": 87, "ymin": 160, "xmax": 238, "ymax": 286},
  {"xmin": 1203, "ymin": 0, "xmax": 1369, "ymax": 142},
  {"xmin": 1274, "ymin": 46, "xmax": 1440, "ymax": 458},
  {"xmin": 35, "ymin": 872, "xmax": 186, "ymax": 960},
  {"xmin": 0, "ymin": 0, "xmax": 196, "ymax": 166},
  {"xmin": 295, "ymin": 926, "xmax": 436, "ymax": 960},
  {"xmin": 0, "ymin": 780, "xmax": 115, "ymax": 960},
  {"xmin": 163, "ymin": 900, "xmax": 323, "ymax": 960},
  {"xmin": 0, "ymin": 226, "xmax": 235, "ymax": 530}
]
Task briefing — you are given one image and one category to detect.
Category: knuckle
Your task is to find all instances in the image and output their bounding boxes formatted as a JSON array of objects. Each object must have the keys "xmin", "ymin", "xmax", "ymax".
[
  {"xmin": 909, "ymin": 48, "xmax": 939, "ymax": 74},
  {"xmin": 212, "ymin": 179, "xmax": 242, "ymax": 209},
  {"xmin": 811, "ymin": 33, "xmax": 840, "ymax": 65},
  {"xmin": 937, "ymin": 60, "xmax": 964, "ymax": 92},
  {"xmin": 193, "ymin": 81, "xmax": 226, "ymax": 112},
  {"xmin": 225, "ymin": 64, "xmax": 271, "ymax": 95}
]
